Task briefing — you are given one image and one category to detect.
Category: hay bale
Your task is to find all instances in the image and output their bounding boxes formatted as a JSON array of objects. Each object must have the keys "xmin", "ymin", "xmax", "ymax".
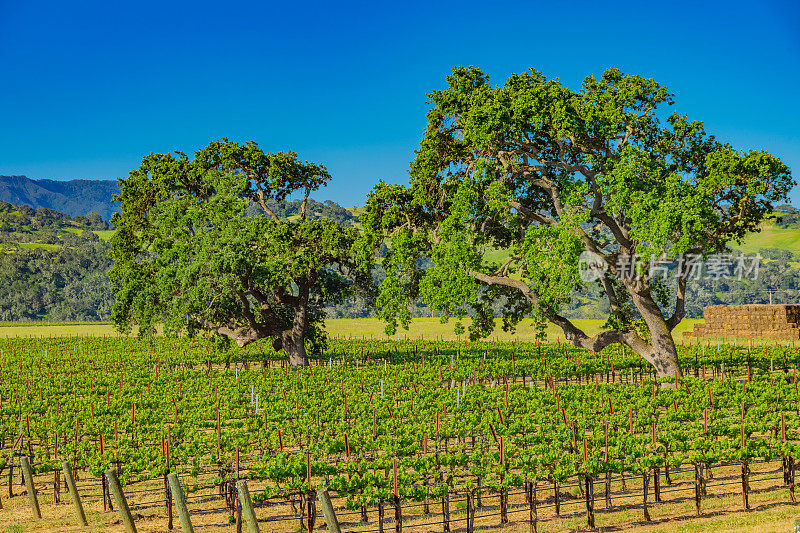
[{"xmin": 690, "ymin": 304, "xmax": 800, "ymax": 340}]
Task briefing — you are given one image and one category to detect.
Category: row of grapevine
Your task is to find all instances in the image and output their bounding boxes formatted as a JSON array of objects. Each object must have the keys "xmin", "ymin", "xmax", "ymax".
[{"xmin": 1, "ymin": 336, "xmax": 799, "ymax": 531}]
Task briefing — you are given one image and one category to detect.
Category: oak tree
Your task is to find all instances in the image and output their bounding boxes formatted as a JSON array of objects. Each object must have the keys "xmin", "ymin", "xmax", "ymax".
[
  {"xmin": 110, "ymin": 139, "xmax": 361, "ymax": 366},
  {"xmin": 360, "ymin": 67, "xmax": 793, "ymax": 376}
]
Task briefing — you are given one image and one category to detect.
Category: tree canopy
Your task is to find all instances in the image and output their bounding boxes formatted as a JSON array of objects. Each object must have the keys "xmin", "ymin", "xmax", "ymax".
[
  {"xmin": 360, "ymin": 67, "xmax": 793, "ymax": 376},
  {"xmin": 110, "ymin": 139, "xmax": 362, "ymax": 366}
]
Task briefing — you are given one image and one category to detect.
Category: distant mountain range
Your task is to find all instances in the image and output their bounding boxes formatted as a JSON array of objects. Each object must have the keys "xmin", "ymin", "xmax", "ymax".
[{"xmin": 0, "ymin": 176, "xmax": 119, "ymax": 221}]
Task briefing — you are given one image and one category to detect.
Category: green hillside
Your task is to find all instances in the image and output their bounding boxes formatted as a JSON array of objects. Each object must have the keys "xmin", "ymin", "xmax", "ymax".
[
  {"xmin": 0, "ymin": 199, "xmax": 112, "ymax": 252},
  {"xmin": 731, "ymin": 219, "xmax": 800, "ymax": 255}
]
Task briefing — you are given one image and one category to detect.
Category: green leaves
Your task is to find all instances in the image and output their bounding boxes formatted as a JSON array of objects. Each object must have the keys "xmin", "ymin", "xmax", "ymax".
[
  {"xmin": 361, "ymin": 65, "xmax": 793, "ymax": 375},
  {"xmin": 111, "ymin": 140, "xmax": 363, "ymax": 364}
]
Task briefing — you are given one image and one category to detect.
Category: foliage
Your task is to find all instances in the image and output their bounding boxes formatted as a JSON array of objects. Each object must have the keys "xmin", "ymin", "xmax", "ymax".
[
  {"xmin": 110, "ymin": 139, "xmax": 368, "ymax": 365},
  {"xmin": 0, "ymin": 200, "xmax": 114, "ymax": 322},
  {"xmin": 775, "ymin": 204, "xmax": 800, "ymax": 228},
  {"xmin": 0, "ymin": 242, "xmax": 113, "ymax": 321},
  {"xmin": 245, "ymin": 197, "xmax": 360, "ymax": 227},
  {"xmin": 360, "ymin": 66, "xmax": 793, "ymax": 375}
]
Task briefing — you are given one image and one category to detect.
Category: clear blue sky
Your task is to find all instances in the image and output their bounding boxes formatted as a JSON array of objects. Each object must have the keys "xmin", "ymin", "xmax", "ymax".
[{"xmin": 1, "ymin": 0, "xmax": 798, "ymax": 206}]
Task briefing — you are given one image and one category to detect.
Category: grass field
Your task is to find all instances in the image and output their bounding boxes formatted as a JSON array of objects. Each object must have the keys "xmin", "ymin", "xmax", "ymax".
[
  {"xmin": 732, "ymin": 220, "xmax": 800, "ymax": 255},
  {"xmin": 0, "ymin": 317, "xmax": 704, "ymax": 343},
  {"xmin": 15, "ymin": 242, "xmax": 60, "ymax": 251},
  {"xmin": 92, "ymin": 229, "xmax": 114, "ymax": 241},
  {"xmin": 324, "ymin": 317, "xmax": 705, "ymax": 342},
  {"xmin": 11, "ymin": 317, "xmax": 800, "ymax": 346}
]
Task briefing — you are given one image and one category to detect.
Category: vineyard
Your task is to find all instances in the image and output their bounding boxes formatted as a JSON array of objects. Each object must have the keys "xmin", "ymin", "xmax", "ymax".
[{"xmin": 2, "ymin": 336, "xmax": 800, "ymax": 532}]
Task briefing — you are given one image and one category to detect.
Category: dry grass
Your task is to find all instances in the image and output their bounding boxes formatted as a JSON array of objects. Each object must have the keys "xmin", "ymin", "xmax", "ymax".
[
  {"xmin": 2, "ymin": 459, "xmax": 800, "ymax": 532},
  {"xmin": 0, "ymin": 318, "xmax": 704, "ymax": 344},
  {"xmin": 325, "ymin": 318, "xmax": 703, "ymax": 344}
]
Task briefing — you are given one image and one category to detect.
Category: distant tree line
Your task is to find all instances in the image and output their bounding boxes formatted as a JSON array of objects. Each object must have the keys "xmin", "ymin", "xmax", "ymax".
[
  {"xmin": 0, "ymin": 200, "xmax": 113, "ymax": 321},
  {"xmin": 0, "ymin": 198, "xmax": 361, "ymax": 323}
]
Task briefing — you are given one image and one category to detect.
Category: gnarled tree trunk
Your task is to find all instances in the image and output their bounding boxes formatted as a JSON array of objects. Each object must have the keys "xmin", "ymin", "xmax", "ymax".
[
  {"xmin": 282, "ymin": 329, "xmax": 308, "ymax": 367},
  {"xmin": 631, "ymin": 289, "xmax": 682, "ymax": 378},
  {"xmin": 282, "ymin": 282, "xmax": 310, "ymax": 367}
]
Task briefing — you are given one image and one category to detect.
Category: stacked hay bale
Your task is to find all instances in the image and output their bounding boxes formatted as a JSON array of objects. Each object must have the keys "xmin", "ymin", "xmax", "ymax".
[{"xmin": 686, "ymin": 304, "xmax": 800, "ymax": 339}]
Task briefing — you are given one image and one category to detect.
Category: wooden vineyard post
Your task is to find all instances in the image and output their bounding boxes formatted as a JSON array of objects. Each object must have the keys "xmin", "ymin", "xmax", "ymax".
[
  {"xmin": 499, "ymin": 436, "xmax": 508, "ymax": 524},
  {"xmin": 526, "ymin": 480, "xmax": 537, "ymax": 533},
  {"xmin": 692, "ymin": 462, "xmax": 701, "ymax": 515},
  {"xmin": 317, "ymin": 488, "xmax": 342, "ymax": 533},
  {"xmin": 236, "ymin": 480, "xmax": 261, "ymax": 533},
  {"xmin": 62, "ymin": 461, "xmax": 88, "ymax": 526},
  {"xmin": 393, "ymin": 458, "xmax": 402, "ymax": 533},
  {"xmin": 19, "ymin": 456, "xmax": 40, "ymax": 519},
  {"xmin": 168, "ymin": 472, "xmax": 195, "ymax": 533},
  {"xmin": 105, "ymin": 468, "xmax": 137, "ymax": 533},
  {"xmin": 583, "ymin": 439, "xmax": 594, "ymax": 529},
  {"xmin": 642, "ymin": 470, "xmax": 651, "ymax": 522},
  {"xmin": 741, "ymin": 424, "xmax": 750, "ymax": 510}
]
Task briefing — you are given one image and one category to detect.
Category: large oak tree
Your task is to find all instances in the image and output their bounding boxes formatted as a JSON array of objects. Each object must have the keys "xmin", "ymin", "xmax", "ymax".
[
  {"xmin": 360, "ymin": 67, "xmax": 793, "ymax": 377},
  {"xmin": 110, "ymin": 139, "xmax": 361, "ymax": 366}
]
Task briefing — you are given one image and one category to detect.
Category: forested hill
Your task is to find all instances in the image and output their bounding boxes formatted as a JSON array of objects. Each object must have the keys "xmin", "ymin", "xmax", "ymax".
[
  {"xmin": 0, "ymin": 175, "xmax": 120, "ymax": 221},
  {"xmin": 0, "ymin": 175, "xmax": 362, "ymax": 227},
  {"xmin": 0, "ymin": 200, "xmax": 114, "ymax": 321}
]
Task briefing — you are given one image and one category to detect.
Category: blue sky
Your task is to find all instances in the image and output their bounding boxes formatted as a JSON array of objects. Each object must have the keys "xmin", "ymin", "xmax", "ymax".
[{"xmin": 1, "ymin": 0, "xmax": 798, "ymax": 206}]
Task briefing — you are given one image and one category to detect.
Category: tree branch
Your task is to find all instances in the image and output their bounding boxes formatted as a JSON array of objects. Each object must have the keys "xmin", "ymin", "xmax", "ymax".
[
  {"xmin": 250, "ymin": 175, "xmax": 281, "ymax": 222},
  {"xmin": 548, "ymin": 312, "xmax": 652, "ymax": 361},
  {"xmin": 187, "ymin": 314, "xmax": 263, "ymax": 347},
  {"xmin": 464, "ymin": 268, "xmax": 539, "ymax": 303},
  {"xmin": 666, "ymin": 270, "xmax": 688, "ymax": 331}
]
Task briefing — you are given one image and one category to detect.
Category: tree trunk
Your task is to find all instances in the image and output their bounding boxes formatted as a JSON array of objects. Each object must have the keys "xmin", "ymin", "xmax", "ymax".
[
  {"xmin": 631, "ymin": 290, "xmax": 682, "ymax": 377},
  {"xmin": 284, "ymin": 334, "xmax": 308, "ymax": 367},
  {"xmin": 647, "ymin": 328, "xmax": 681, "ymax": 377},
  {"xmin": 283, "ymin": 283, "xmax": 310, "ymax": 367},
  {"xmin": 548, "ymin": 283, "xmax": 682, "ymax": 378}
]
